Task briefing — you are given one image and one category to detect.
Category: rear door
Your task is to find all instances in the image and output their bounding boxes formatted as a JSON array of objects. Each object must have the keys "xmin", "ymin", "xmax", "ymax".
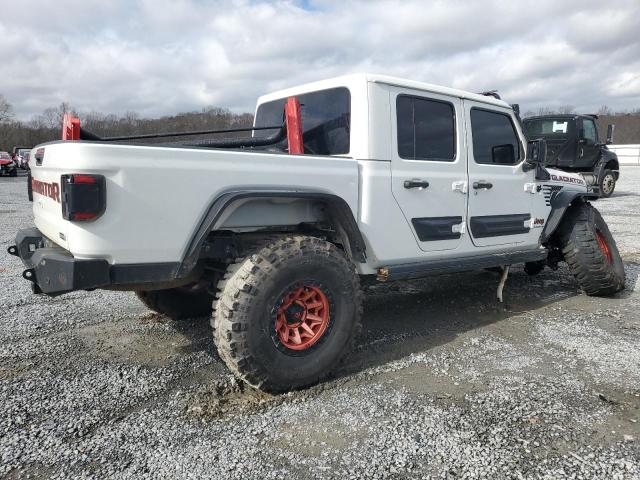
[
  {"xmin": 464, "ymin": 101, "xmax": 538, "ymax": 248},
  {"xmin": 390, "ymin": 88, "xmax": 468, "ymax": 252}
]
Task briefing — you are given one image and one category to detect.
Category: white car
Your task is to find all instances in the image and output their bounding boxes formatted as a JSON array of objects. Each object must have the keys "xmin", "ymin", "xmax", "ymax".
[{"xmin": 9, "ymin": 74, "xmax": 625, "ymax": 392}]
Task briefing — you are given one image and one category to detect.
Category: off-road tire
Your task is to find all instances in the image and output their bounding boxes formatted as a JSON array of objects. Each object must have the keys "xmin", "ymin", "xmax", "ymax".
[
  {"xmin": 598, "ymin": 169, "xmax": 616, "ymax": 198},
  {"xmin": 212, "ymin": 236, "xmax": 362, "ymax": 393},
  {"xmin": 136, "ymin": 286, "xmax": 214, "ymax": 320},
  {"xmin": 558, "ymin": 202, "xmax": 625, "ymax": 296}
]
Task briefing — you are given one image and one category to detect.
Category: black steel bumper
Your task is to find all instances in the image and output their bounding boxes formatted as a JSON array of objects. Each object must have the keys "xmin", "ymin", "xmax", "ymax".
[{"xmin": 8, "ymin": 228, "xmax": 110, "ymax": 295}]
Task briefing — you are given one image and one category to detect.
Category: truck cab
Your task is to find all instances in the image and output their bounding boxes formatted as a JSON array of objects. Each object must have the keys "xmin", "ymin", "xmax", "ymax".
[
  {"xmin": 252, "ymin": 74, "xmax": 584, "ymax": 275},
  {"xmin": 522, "ymin": 114, "xmax": 620, "ymax": 197}
]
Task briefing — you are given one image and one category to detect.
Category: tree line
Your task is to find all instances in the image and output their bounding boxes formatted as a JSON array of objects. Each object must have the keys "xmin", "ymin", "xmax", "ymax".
[
  {"xmin": 1, "ymin": 93, "xmax": 640, "ymax": 152},
  {"xmin": 0, "ymin": 94, "xmax": 254, "ymax": 152}
]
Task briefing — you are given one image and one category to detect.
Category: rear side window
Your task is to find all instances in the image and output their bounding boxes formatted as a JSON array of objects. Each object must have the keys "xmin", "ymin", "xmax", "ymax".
[
  {"xmin": 397, "ymin": 95, "xmax": 456, "ymax": 161},
  {"xmin": 254, "ymin": 87, "xmax": 350, "ymax": 155},
  {"xmin": 470, "ymin": 109, "xmax": 521, "ymax": 165}
]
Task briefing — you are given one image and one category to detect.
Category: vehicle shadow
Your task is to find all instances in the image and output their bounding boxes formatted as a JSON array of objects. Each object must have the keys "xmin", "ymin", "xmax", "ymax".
[
  {"xmin": 171, "ymin": 261, "xmax": 636, "ymax": 387},
  {"xmin": 336, "ymin": 264, "xmax": 584, "ymax": 378}
]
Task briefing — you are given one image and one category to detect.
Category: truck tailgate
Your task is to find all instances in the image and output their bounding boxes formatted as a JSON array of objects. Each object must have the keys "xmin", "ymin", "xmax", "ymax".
[{"xmin": 30, "ymin": 154, "xmax": 69, "ymax": 250}]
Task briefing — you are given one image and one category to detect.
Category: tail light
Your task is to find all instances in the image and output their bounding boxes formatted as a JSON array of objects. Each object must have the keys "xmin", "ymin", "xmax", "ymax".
[{"xmin": 61, "ymin": 174, "xmax": 106, "ymax": 221}]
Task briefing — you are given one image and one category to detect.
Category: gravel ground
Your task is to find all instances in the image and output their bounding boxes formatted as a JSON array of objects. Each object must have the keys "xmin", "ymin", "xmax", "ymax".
[{"xmin": 1, "ymin": 168, "xmax": 639, "ymax": 479}]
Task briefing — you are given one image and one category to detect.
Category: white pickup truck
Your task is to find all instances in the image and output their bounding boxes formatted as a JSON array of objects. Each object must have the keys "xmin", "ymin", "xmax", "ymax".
[{"xmin": 9, "ymin": 74, "xmax": 625, "ymax": 392}]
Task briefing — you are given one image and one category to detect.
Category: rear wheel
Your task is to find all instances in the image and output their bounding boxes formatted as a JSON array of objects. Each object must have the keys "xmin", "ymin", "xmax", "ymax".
[
  {"xmin": 559, "ymin": 203, "xmax": 625, "ymax": 296},
  {"xmin": 135, "ymin": 284, "xmax": 214, "ymax": 320},
  {"xmin": 212, "ymin": 236, "xmax": 362, "ymax": 392},
  {"xmin": 598, "ymin": 169, "xmax": 616, "ymax": 198}
]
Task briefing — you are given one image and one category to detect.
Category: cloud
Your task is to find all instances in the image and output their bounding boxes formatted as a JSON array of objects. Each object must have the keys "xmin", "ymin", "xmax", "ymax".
[{"xmin": 0, "ymin": 0, "xmax": 639, "ymax": 120}]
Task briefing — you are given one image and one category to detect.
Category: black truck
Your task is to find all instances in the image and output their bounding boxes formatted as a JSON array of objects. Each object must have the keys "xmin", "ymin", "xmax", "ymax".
[{"xmin": 522, "ymin": 114, "xmax": 619, "ymax": 197}]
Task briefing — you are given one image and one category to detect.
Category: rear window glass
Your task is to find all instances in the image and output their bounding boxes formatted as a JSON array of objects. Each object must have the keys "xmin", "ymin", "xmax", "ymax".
[
  {"xmin": 397, "ymin": 95, "xmax": 456, "ymax": 161},
  {"xmin": 254, "ymin": 87, "xmax": 351, "ymax": 155},
  {"xmin": 523, "ymin": 118, "xmax": 573, "ymax": 139}
]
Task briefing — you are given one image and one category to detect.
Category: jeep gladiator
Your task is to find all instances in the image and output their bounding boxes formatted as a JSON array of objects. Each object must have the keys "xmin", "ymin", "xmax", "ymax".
[{"xmin": 9, "ymin": 74, "xmax": 625, "ymax": 392}]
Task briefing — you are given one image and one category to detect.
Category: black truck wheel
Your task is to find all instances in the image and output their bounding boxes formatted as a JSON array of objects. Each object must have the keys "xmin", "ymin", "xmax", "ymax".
[
  {"xmin": 212, "ymin": 236, "xmax": 362, "ymax": 392},
  {"xmin": 135, "ymin": 284, "xmax": 214, "ymax": 320},
  {"xmin": 598, "ymin": 170, "xmax": 616, "ymax": 198},
  {"xmin": 559, "ymin": 203, "xmax": 625, "ymax": 296}
]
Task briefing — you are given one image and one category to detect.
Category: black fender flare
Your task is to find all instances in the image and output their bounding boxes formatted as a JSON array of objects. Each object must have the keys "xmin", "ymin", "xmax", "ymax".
[
  {"xmin": 177, "ymin": 190, "xmax": 366, "ymax": 276},
  {"xmin": 540, "ymin": 191, "xmax": 599, "ymax": 243},
  {"xmin": 595, "ymin": 149, "xmax": 620, "ymax": 179}
]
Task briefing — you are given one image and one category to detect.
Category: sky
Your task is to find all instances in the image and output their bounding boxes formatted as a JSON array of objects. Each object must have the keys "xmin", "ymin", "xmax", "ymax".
[{"xmin": 1, "ymin": 0, "xmax": 639, "ymax": 121}]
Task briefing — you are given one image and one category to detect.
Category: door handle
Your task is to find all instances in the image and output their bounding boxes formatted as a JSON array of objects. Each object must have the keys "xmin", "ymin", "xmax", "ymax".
[
  {"xmin": 404, "ymin": 179, "xmax": 430, "ymax": 189},
  {"xmin": 473, "ymin": 181, "xmax": 493, "ymax": 190}
]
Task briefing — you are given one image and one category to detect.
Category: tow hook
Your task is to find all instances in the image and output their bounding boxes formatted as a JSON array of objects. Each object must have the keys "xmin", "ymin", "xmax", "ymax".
[
  {"xmin": 7, "ymin": 245, "xmax": 18, "ymax": 257},
  {"xmin": 22, "ymin": 268, "xmax": 42, "ymax": 294},
  {"xmin": 22, "ymin": 268, "xmax": 36, "ymax": 282}
]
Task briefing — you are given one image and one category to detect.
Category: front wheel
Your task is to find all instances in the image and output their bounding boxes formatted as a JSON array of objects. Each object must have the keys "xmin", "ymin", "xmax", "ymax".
[
  {"xmin": 212, "ymin": 236, "xmax": 362, "ymax": 392},
  {"xmin": 559, "ymin": 203, "xmax": 625, "ymax": 296},
  {"xmin": 599, "ymin": 169, "xmax": 616, "ymax": 198}
]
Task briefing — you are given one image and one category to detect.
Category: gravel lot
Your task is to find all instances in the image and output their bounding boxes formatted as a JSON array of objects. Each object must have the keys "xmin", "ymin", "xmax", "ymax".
[{"xmin": 1, "ymin": 169, "xmax": 639, "ymax": 479}]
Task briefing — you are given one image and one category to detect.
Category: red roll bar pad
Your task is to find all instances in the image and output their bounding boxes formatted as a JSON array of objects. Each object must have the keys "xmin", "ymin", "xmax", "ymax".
[
  {"xmin": 284, "ymin": 97, "xmax": 303, "ymax": 155},
  {"xmin": 61, "ymin": 113, "xmax": 81, "ymax": 141}
]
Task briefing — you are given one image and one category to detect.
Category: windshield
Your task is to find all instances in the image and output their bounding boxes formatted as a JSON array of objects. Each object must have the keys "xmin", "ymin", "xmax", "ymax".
[
  {"xmin": 523, "ymin": 118, "xmax": 574, "ymax": 139},
  {"xmin": 254, "ymin": 87, "xmax": 351, "ymax": 155}
]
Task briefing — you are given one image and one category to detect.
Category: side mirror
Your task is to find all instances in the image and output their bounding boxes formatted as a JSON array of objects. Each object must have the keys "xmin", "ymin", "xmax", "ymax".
[
  {"xmin": 606, "ymin": 124, "xmax": 615, "ymax": 144},
  {"xmin": 526, "ymin": 138, "xmax": 547, "ymax": 165}
]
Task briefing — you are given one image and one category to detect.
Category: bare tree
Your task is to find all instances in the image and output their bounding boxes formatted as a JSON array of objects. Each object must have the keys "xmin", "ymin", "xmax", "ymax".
[
  {"xmin": 536, "ymin": 106, "xmax": 556, "ymax": 116},
  {"xmin": 597, "ymin": 105, "xmax": 612, "ymax": 115},
  {"xmin": 557, "ymin": 105, "xmax": 575, "ymax": 114},
  {"xmin": 0, "ymin": 94, "xmax": 13, "ymax": 122}
]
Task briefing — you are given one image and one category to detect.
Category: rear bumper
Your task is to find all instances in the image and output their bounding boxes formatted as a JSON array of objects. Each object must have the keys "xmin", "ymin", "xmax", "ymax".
[
  {"xmin": 8, "ymin": 227, "xmax": 184, "ymax": 296},
  {"xmin": 8, "ymin": 228, "xmax": 110, "ymax": 295}
]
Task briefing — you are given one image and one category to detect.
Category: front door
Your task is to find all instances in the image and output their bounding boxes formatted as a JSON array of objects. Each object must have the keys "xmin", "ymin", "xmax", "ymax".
[
  {"xmin": 390, "ymin": 88, "xmax": 467, "ymax": 252},
  {"xmin": 578, "ymin": 117, "xmax": 600, "ymax": 168},
  {"xmin": 464, "ymin": 100, "xmax": 537, "ymax": 248}
]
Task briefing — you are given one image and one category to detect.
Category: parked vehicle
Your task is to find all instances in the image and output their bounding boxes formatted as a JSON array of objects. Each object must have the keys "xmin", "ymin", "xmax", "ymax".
[
  {"xmin": 22, "ymin": 151, "xmax": 31, "ymax": 170},
  {"xmin": 8, "ymin": 74, "xmax": 625, "ymax": 392},
  {"xmin": 522, "ymin": 115, "xmax": 619, "ymax": 197},
  {"xmin": 0, "ymin": 151, "xmax": 18, "ymax": 177},
  {"xmin": 11, "ymin": 147, "xmax": 31, "ymax": 169},
  {"xmin": 18, "ymin": 150, "xmax": 31, "ymax": 169}
]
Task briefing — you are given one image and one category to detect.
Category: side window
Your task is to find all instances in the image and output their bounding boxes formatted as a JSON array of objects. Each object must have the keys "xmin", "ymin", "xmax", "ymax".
[
  {"xmin": 254, "ymin": 87, "xmax": 351, "ymax": 155},
  {"xmin": 397, "ymin": 95, "xmax": 456, "ymax": 161},
  {"xmin": 470, "ymin": 108, "xmax": 521, "ymax": 165},
  {"xmin": 582, "ymin": 119, "xmax": 597, "ymax": 143}
]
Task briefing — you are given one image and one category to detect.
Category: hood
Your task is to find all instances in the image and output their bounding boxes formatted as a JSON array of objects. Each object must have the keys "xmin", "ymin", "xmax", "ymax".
[{"xmin": 0, "ymin": 159, "xmax": 13, "ymax": 166}]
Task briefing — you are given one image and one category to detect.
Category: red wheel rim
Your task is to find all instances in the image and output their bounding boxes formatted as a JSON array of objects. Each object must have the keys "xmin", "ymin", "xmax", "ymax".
[
  {"xmin": 274, "ymin": 286, "xmax": 330, "ymax": 351},
  {"xmin": 596, "ymin": 230, "xmax": 613, "ymax": 263}
]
